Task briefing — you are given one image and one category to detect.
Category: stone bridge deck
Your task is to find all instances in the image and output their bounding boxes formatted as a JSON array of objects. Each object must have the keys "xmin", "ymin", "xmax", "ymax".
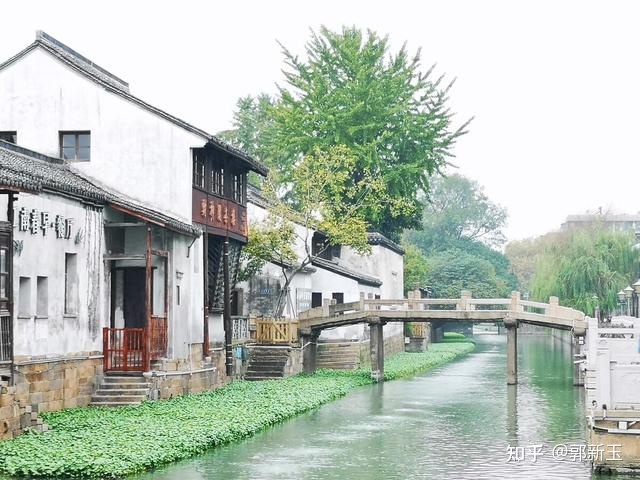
[{"xmin": 298, "ymin": 291, "xmax": 588, "ymax": 384}]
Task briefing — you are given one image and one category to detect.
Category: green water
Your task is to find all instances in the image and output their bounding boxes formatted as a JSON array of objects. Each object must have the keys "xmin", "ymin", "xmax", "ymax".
[{"xmin": 137, "ymin": 335, "xmax": 627, "ymax": 479}]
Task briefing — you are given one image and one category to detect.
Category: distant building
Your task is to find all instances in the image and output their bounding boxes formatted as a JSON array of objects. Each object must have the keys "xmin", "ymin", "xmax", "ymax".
[{"xmin": 561, "ymin": 212, "xmax": 640, "ymax": 235}]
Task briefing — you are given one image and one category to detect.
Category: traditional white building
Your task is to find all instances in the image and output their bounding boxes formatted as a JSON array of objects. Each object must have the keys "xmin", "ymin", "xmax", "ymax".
[
  {"xmin": 0, "ymin": 31, "xmax": 267, "ymax": 432},
  {"xmin": 240, "ymin": 188, "xmax": 405, "ymax": 361}
]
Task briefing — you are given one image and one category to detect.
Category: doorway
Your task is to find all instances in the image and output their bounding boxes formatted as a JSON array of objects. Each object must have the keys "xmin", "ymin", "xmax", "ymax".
[{"xmin": 123, "ymin": 268, "xmax": 147, "ymax": 329}]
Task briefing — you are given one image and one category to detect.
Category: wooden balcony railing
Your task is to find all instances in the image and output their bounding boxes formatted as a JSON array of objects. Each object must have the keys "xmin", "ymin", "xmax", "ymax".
[
  {"xmin": 148, "ymin": 316, "xmax": 168, "ymax": 360},
  {"xmin": 103, "ymin": 320, "xmax": 168, "ymax": 373},
  {"xmin": 103, "ymin": 327, "xmax": 147, "ymax": 372},
  {"xmin": 256, "ymin": 319, "xmax": 298, "ymax": 344}
]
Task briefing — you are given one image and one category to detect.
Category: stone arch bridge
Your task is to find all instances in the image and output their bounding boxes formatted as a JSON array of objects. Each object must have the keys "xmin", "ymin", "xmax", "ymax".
[{"xmin": 298, "ymin": 291, "xmax": 588, "ymax": 384}]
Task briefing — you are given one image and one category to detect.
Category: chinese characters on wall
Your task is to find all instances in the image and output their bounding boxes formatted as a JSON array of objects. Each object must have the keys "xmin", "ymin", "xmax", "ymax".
[{"xmin": 17, "ymin": 208, "xmax": 74, "ymax": 239}]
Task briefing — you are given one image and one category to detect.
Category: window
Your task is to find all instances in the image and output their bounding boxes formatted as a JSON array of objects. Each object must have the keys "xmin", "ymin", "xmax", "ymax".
[
  {"xmin": 0, "ymin": 131, "xmax": 17, "ymax": 144},
  {"xmin": 231, "ymin": 171, "xmax": 246, "ymax": 204},
  {"xmin": 36, "ymin": 276, "xmax": 48, "ymax": 317},
  {"xmin": 18, "ymin": 277, "xmax": 31, "ymax": 317},
  {"xmin": 64, "ymin": 253, "xmax": 78, "ymax": 315},
  {"xmin": 0, "ymin": 248, "xmax": 7, "ymax": 302},
  {"xmin": 192, "ymin": 148, "xmax": 206, "ymax": 189},
  {"xmin": 210, "ymin": 161, "xmax": 224, "ymax": 196},
  {"xmin": 332, "ymin": 292, "xmax": 344, "ymax": 304},
  {"xmin": 311, "ymin": 292, "xmax": 322, "ymax": 308},
  {"xmin": 312, "ymin": 232, "xmax": 332, "ymax": 260},
  {"xmin": 60, "ymin": 131, "xmax": 90, "ymax": 161}
]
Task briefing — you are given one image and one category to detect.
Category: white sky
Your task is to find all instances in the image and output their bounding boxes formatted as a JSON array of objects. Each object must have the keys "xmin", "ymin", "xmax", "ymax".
[{"xmin": 3, "ymin": 0, "xmax": 640, "ymax": 241}]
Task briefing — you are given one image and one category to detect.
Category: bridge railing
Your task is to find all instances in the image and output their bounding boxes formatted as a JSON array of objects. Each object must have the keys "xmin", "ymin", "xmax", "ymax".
[{"xmin": 297, "ymin": 290, "xmax": 587, "ymax": 331}]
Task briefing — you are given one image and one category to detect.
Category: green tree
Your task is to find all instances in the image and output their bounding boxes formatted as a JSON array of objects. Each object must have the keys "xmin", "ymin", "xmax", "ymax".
[
  {"xmin": 403, "ymin": 173, "xmax": 516, "ymax": 295},
  {"xmin": 224, "ymin": 26, "xmax": 469, "ymax": 241},
  {"xmin": 424, "ymin": 249, "xmax": 510, "ymax": 298},
  {"xmin": 241, "ymin": 146, "xmax": 376, "ymax": 316},
  {"xmin": 403, "ymin": 244, "xmax": 429, "ymax": 294},
  {"xmin": 219, "ymin": 94, "xmax": 276, "ymax": 184},
  {"xmin": 531, "ymin": 228, "xmax": 638, "ymax": 315},
  {"xmin": 505, "ymin": 232, "xmax": 562, "ymax": 293},
  {"xmin": 405, "ymin": 174, "xmax": 507, "ymax": 251}
]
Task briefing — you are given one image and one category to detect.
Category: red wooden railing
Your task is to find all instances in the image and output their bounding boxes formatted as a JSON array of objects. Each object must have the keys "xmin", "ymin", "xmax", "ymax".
[
  {"xmin": 103, "ymin": 327, "xmax": 147, "ymax": 372},
  {"xmin": 103, "ymin": 322, "xmax": 168, "ymax": 372},
  {"xmin": 149, "ymin": 316, "xmax": 168, "ymax": 361}
]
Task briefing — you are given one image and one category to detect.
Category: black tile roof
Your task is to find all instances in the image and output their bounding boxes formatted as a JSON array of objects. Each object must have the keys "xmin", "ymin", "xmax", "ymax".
[
  {"xmin": 367, "ymin": 232, "xmax": 405, "ymax": 255},
  {"xmin": 0, "ymin": 140, "xmax": 200, "ymax": 237},
  {"xmin": 311, "ymin": 257, "xmax": 383, "ymax": 287},
  {"xmin": 0, "ymin": 31, "xmax": 268, "ymax": 177}
]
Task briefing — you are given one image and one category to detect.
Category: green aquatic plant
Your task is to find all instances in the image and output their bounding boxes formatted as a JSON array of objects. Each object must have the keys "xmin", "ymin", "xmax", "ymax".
[{"xmin": 0, "ymin": 343, "xmax": 473, "ymax": 479}]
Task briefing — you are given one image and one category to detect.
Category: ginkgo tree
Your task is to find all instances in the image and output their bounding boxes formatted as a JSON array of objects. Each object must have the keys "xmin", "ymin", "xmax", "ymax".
[{"xmin": 223, "ymin": 26, "xmax": 469, "ymax": 241}]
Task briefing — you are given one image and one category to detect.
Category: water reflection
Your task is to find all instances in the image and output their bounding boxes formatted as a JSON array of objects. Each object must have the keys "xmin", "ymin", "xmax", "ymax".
[{"xmin": 139, "ymin": 334, "xmax": 630, "ymax": 480}]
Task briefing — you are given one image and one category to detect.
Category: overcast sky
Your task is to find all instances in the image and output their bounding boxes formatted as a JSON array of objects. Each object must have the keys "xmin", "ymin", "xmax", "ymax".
[{"xmin": 3, "ymin": 1, "xmax": 640, "ymax": 241}]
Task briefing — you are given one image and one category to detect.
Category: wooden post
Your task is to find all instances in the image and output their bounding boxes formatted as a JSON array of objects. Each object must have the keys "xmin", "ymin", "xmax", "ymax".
[
  {"xmin": 223, "ymin": 236, "xmax": 233, "ymax": 377},
  {"xmin": 144, "ymin": 225, "xmax": 152, "ymax": 372},
  {"xmin": 203, "ymin": 233, "xmax": 209, "ymax": 358},
  {"xmin": 370, "ymin": 319, "xmax": 384, "ymax": 382}
]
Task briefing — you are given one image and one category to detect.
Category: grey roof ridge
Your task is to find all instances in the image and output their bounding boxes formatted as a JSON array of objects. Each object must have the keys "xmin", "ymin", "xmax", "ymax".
[
  {"xmin": 0, "ymin": 138, "xmax": 65, "ymax": 165},
  {"xmin": 367, "ymin": 232, "xmax": 405, "ymax": 255},
  {"xmin": 0, "ymin": 140, "xmax": 199, "ymax": 236},
  {"xmin": 0, "ymin": 33, "xmax": 268, "ymax": 176}
]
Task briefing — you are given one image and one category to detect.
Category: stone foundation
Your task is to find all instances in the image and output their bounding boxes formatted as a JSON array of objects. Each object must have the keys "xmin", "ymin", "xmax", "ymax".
[
  {"xmin": 590, "ymin": 423, "xmax": 640, "ymax": 473},
  {"xmin": 0, "ymin": 354, "xmax": 103, "ymax": 440},
  {"xmin": 405, "ymin": 337, "xmax": 427, "ymax": 352},
  {"xmin": 148, "ymin": 345, "xmax": 227, "ymax": 400},
  {"xmin": 358, "ymin": 331, "xmax": 406, "ymax": 368}
]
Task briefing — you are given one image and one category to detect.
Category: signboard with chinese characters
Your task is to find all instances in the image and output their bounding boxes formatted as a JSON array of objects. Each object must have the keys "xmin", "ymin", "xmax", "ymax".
[
  {"xmin": 192, "ymin": 189, "xmax": 248, "ymax": 241},
  {"xmin": 17, "ymin": 208, "xmax": 74, "ymax": 239}
]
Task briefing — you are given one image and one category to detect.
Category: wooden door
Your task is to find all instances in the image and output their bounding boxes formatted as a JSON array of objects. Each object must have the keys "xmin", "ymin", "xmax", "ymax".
[{"xmin": 123, "ymin": 268, "xmax": 147, "ymax": 329}]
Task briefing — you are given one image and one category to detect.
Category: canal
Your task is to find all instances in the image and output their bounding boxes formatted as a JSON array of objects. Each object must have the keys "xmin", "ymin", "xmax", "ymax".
[{"xmin": 139, "ymin": 334, "xmax": 621, "ymax": 480}]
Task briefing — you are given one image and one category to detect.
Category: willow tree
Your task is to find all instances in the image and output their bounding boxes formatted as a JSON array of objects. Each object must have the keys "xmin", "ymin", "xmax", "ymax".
[{"xmin": 531, "ymin": 228, "xmax": 638, "ymax": 315}]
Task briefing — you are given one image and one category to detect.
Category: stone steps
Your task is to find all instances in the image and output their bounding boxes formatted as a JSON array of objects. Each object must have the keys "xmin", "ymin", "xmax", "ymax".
[
  {"xmin": 316, "ymin": 342, "xmax": 361, "ymax": 370},
  {"xmin": 91, "ymin": 375, "xmax": 149, "ymax": 407},
  {"xmin": 244, "ymin": 347, "xmax": 291, "ymax": 381}
]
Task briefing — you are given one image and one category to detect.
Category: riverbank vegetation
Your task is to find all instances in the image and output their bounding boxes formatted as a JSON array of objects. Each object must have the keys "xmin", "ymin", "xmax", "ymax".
[
  {"xmin": 441, "ymin": 332, "xmax": 475, "ymax": 344},
  {"xmin": 507, "ymin": 227, "xmax": 638, "ymax": 316},
  {"xmin": 402, "ymin": 174, "xmax": 517, "ymax": 298},
  {"xmin": 0, "ymin": 343, "xmax": 474, "ymax": 479}
]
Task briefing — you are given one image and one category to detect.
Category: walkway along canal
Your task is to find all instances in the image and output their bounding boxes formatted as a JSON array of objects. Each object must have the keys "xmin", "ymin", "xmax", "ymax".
[{"xmin": 140, "ymin": 334, "xmax": 629, "ymax": 480}]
